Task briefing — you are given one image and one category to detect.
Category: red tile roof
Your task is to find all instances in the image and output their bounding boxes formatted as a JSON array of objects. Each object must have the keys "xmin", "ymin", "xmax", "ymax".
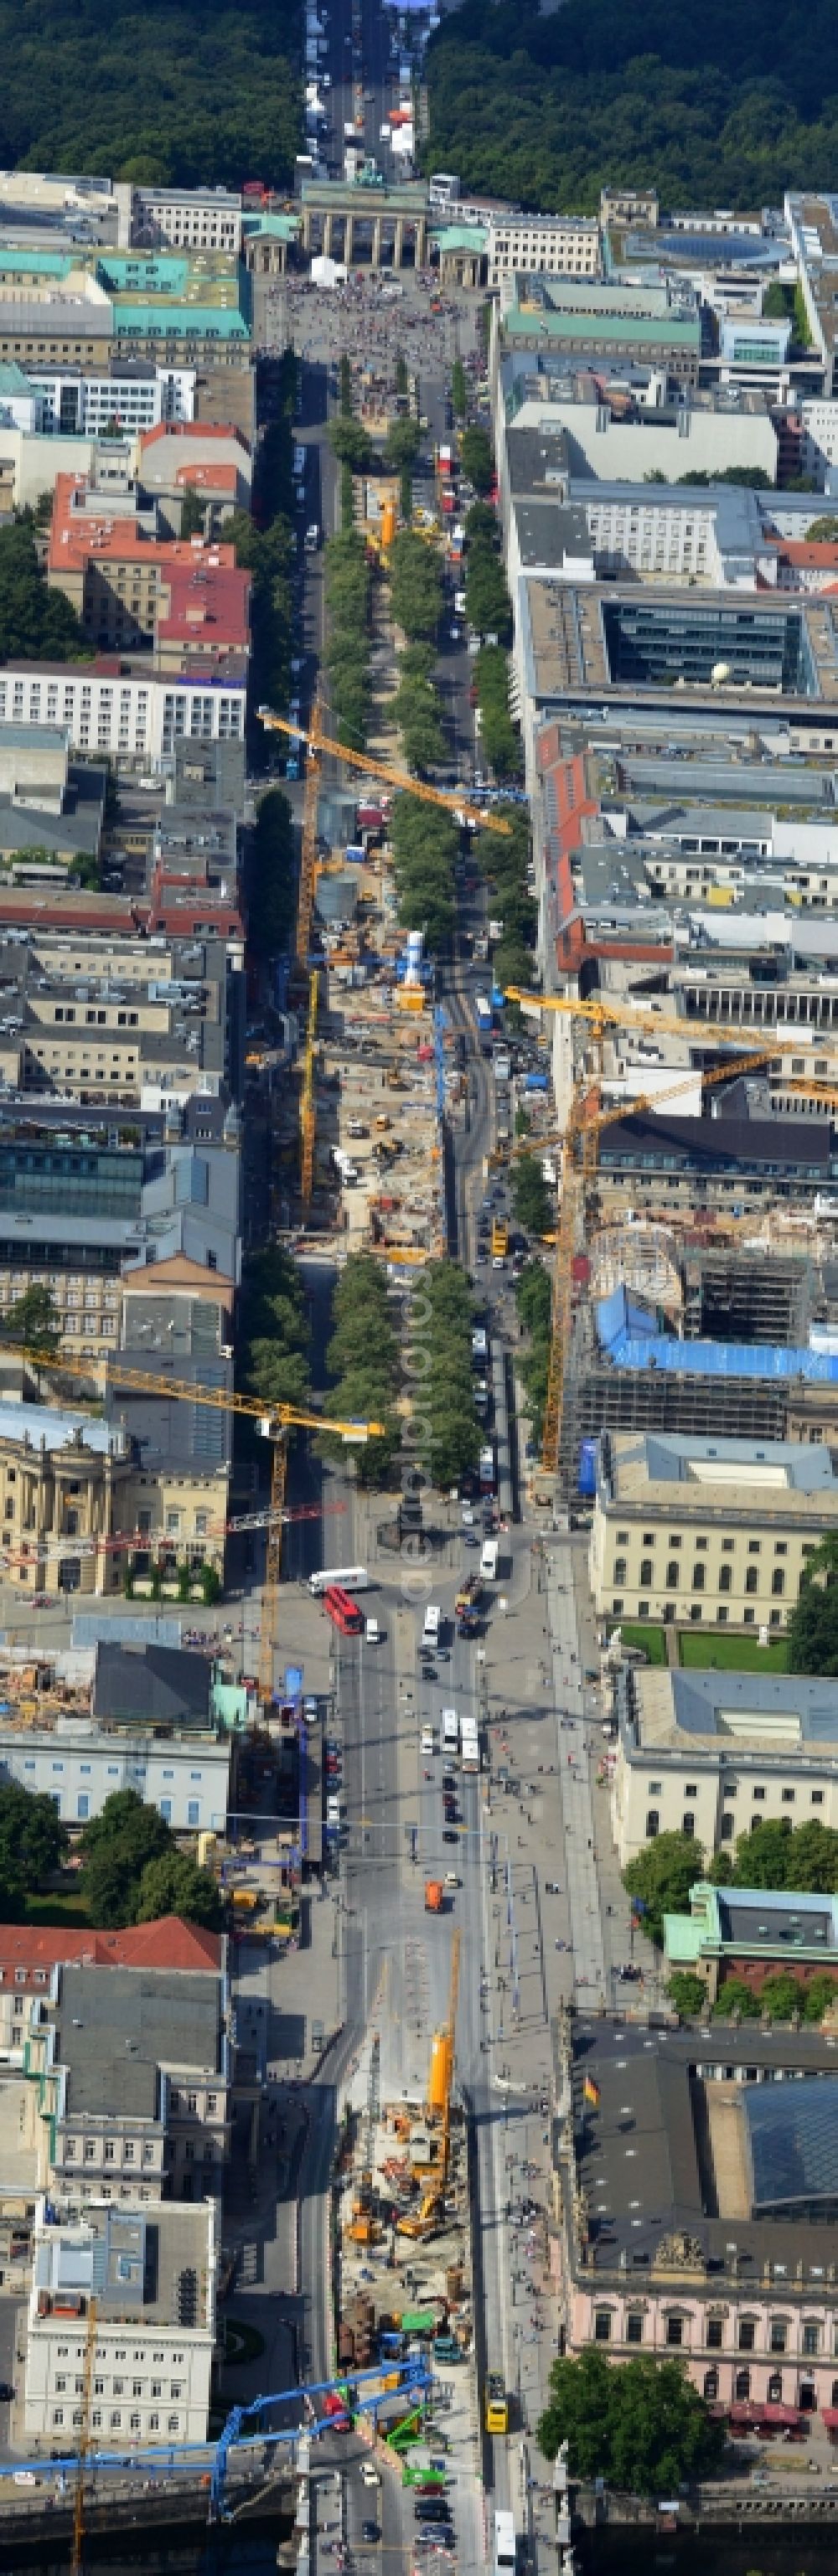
[
  {"xmin": 0, "ymin": 1915, "xmax": 222, "ymax": 1975},
  {"xmin": 140, "ymin": 422, "xmax": 251, "ymax": 454}
]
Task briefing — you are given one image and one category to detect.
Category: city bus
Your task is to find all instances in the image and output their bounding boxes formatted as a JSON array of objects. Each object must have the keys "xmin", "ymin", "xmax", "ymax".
[
  {"xmin": 309, "ymin": 1565, "xmax": 369, "ymax": 1596},
  {"xmin": 485, "ymin": 2373, "xmax": 509, "ymax": 2435},
  {"xmin": 442, "ymin": 1707, "xmax": 459, "ymax": 1756},
  {"xmin": 494, "ymin": 2509, "xmax": 516, "ymax": 2576},
  {"xmin": 460, "ymin": 1717, "xmax": 480, "ymax": 1774},
  {"xmin": 323, "ymin": 1585, "xmax": 365, "ymax": 1636}
]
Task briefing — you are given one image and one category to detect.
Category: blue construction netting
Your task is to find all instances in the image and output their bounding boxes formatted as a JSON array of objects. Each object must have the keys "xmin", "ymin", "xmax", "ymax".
[{"xmin": 595, "ymin": 1285, "xmax": 838, "ymax": 1383}]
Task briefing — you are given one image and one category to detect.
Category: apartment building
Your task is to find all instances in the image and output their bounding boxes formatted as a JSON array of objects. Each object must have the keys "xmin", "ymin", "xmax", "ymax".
[
  {"xmin": 0, "ymin": 1915, "xmax": 224, "ymax": 2050},
  {"xmin": 26, "ymin": 1955, "xmax": 230, "ymax": 2200},
  {"xmin": 559, "ymin": 2014, "xmax": 838, "ymax": 2423},
  {"xmin": 589, "ymin": 1432, "xmax": 836, "ymax": 1629},
  {"xmin": 612, "ymin": 1665, "xmax": 838, "ymax": 1866},
  {"xmin": 47, "ymin": 471, "xmax": 250, "ymax": 666},
  {"xmin": 25, "ymin": 2199, "xmax": 215, "ymax": 2450},
  {"xmin": 0, "ymin": 921, "xmax": 244, "ymax": 1109},
  {"xmin": 0, "ymin": 661, "xmax": 246, "ymax": 765},
  {"xmin": 137, "ymin": 421, "xmax": 251, "ymax": 521}
]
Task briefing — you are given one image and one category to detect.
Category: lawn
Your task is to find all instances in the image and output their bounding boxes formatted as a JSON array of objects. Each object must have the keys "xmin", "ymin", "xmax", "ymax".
[
  {"xmin": 23, "ymin": 1889, "xmax": 93, "ymax": 1928},
  {"xmin": 678, "ymin": 1631, "xmax": 789, "ymax": 1673},
  {"xmin": 618, "ymin": 1622, "xmax": 668, "ymax": 1666}
]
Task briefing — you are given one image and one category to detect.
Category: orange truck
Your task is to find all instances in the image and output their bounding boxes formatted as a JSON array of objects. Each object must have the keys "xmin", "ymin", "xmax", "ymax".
[{"xmin": 424, "ymin": 1880, "xmax": 444, "ymax": 1914}]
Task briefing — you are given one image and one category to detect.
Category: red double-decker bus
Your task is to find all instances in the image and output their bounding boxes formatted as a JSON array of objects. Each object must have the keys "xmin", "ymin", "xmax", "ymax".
[{"xmin": 323, "ymin": 1585, "xmax": 364, "ymax": 1636}]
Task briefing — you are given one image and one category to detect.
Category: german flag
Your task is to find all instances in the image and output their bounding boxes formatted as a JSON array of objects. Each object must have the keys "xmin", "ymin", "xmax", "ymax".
[{"xmin": 583, "ymin": 2076, "xmax": 601, "ymax": 2107}]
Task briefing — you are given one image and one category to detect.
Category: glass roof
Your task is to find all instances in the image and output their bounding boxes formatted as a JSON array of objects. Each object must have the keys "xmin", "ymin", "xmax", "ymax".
[{"xmin": 745, "ymin": 2076, "xmax": 838, "ymax": 2212}]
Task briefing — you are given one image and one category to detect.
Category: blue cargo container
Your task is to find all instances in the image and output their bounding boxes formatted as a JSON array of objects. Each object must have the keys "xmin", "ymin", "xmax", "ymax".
[
  {"xmin": 524, "ymin": 1072, "xmax": 548, "ymax": 1092},
  {"xmin": 578, "ymin": 1438, "xmax": 598, "ymax": 1497}
]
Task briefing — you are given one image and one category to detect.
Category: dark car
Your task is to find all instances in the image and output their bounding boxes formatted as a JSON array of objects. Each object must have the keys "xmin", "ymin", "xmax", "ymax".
[
  {"xmin": 415, "ymin": 2501, "xmax": 450, "ymax": 2524},
  {"xmin": 0, "ymin": 2382, "xmax": 13, "ymax": 2402},
  {"xmin": 442, "ymin": 1829, "xmax": 459, "ymax": 1845},
  {"xmin": 361, "ymin": 2522, "xmax": 380, "ymax": 2544}
]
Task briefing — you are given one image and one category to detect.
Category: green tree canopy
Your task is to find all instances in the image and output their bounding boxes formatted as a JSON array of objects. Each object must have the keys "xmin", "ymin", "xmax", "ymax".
[
  {"xmin": 0, "ymin": 1780, "xmax": 67, "ymax": 1895},
  {"xmin": 711, "ymin": 1975, "xmax": 761, "ymax": 2019},
  {"xmin": 0, "ymin": 1283, "xmax": 60, "ymax": 1359},
  {"xmin": 511, "ymin": 1154, "xmax": 553, "ymax": 1236},
  {"xmin": 451, "ymin": 359, "xmax": 467, "ymax": 421},
  {"xmin": 623, "ymin": 1829, "xmax": 705, "ymax": 1944},
  {"xmin": 667, "ymin": 1971, "xmax": 709, "ymax": 2018},
  {"xmin": 0, "ymin": 516, "xmax": 88, "ymax": 663},
  {"xmin": 390, "ymin": 532, "xmax": 442, "ymax": 643},
  {"xmin": 329, "ymin": 417, "xmax": 375, "ymax": 474},
  {"xmin": 423, "ymin": 0, "xmax": 838, "ymax": 219},
  {"xmin": 459, "ymin": 425, "xmax": 495, "ymax": 495},
  {"xmin": 385, "ymin": 417, "xmax": 422, "ymax": 472},
  {"xmin": 135, "ymin": 1851, "xmax": 223, "ymax": 1931},
  {"xmin": 537, "ymin": 2346, "xmax": 725, "ymax": 2495},
  {"xmin": 80, "ymin": 1789, "xmax": 170, "ymax": 1873}
]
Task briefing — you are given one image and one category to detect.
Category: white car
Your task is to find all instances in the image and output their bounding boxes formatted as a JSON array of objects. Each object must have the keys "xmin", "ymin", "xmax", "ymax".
[
  {"xmin": 422, "ymin": 1727, "xmax": 435, "ymax": 1754},
  {"xmin": 360, "ymin": 2463, "xmax": 380, "ymax": 2487}
]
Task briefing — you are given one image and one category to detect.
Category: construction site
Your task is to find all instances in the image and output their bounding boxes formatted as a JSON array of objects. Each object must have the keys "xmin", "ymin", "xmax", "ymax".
[
  {"xmin": 260, "ymin": 696, "xmax": 486, "ymax": 1261},
  {"xmin": 501, "ymin": 989, "xmax": 838, "ymax": 1500},
  {"xmin": 334, "ymin": 1935, "xmax": 477, "ymax": 2469}
]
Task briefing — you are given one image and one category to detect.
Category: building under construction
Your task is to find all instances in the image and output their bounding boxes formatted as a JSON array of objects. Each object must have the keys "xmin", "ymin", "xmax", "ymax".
[
  {"xmin": 337, "ymin": 1941, "xmax": 473, "ymax": 2403},
  {"xmin": 561, "ymin": 1231, "xmax": 838, "ymax": 1494}
]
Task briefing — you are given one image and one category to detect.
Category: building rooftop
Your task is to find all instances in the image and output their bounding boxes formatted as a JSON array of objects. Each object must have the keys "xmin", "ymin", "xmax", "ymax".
[
  {"xmin": 51, "ymin": 1961, "xmax": 223, "ymax": 2112},
  {"xmin": 598, "ymin": 1429, "xmax": 838, "ymax": 1506},
  {"xmin": 92, "ymin": 1641, "xmax": 214, "ymax": 1730},
  {"xmin": 33, "ymin": 2199, "xmax": 214, "ymax": 2329},
  {"xmin": 568, "ymin": 2016, "xmax": 838, "ymax": 2276},
  {"xmin": 0, "ymin": 1918, "xmax": 222, "ymax": 1977},
  {"xmin": 663, "ymin": 1880, "xmax": 838, "ymax": 1968},
  {"xmin": 624, "ymin": 1663, "xmax": 838, "ymax": 1756},
  {"xmin": 105, "ymin": 1349, "xmax": 233, "ymax": 1475},
  {"xmin": 0, "ymin": 1402, "xmax": 127, "ymax": 1458}
]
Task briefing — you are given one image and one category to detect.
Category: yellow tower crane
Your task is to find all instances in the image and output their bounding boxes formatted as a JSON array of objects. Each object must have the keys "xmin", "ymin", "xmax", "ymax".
[
  {"xmin": 15, "ymin": 1350, "xmax": 385, "ymax": 1706},
  {"xmin": 258, "ymin": 705, "xmax": 514, "ymax": 834},
  {"xmin": 70, "ymin": 2295, "xmax": 98, "ymax": 2576},
  {"xmin": 301, "ymin": 964, "xmax": 318, "ymax": 1212}
]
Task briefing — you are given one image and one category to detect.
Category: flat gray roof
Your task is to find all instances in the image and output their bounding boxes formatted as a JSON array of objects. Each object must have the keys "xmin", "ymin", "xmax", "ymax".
[{"xmin": 54, "ymin": 1963, "xmax": 223, "ymax": 2119}]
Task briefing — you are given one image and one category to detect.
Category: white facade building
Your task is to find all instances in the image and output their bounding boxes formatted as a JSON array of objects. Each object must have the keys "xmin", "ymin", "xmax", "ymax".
[
  {"xmin": 488, "ymin": 212, "xmax": 600, "ymax": 287},
  {"xmin": 798, "ymin": 398, "xmax": 838, "ymax": 488},
  {"xmin": 25, "ymin": 2199, "xmax": 215, "ymax": 2451},
  {"xmin": 0, "ymin": 663, "xmax": 246, "ymax": 766},
  {"xmin": 612, "ymin": 1666, "xmax": 838, "ymax": 1867},
  {"xmin": 0, "ymin": 1716, "xmax": 230, "ymax": 1830},
  {"xmin": 27, "ymin": 364, "xmax": 195, "ymax": 436},
  {"xmin": 132, "ymin": 188, "xmax": 242, "ymax": 256}
]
